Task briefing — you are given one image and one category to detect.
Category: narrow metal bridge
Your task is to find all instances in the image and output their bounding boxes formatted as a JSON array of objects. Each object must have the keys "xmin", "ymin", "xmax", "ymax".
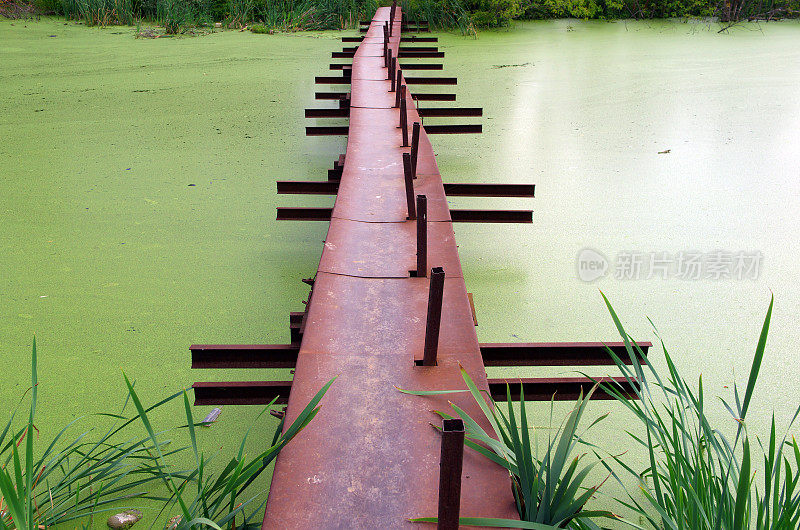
[{"xmin": 190, "ymin": 6, "xmax": 647, "ymax": 528}]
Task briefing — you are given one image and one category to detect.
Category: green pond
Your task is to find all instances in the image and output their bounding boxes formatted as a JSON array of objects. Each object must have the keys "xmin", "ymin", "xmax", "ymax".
[{"xmin": 2, "ymin": 16, "xmax": 800, "ymax": 526}]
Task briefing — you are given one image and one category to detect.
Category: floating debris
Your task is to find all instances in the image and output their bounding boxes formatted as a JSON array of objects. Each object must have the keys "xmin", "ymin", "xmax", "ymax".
[
  {"xmin": 658, "ymin": 149, "xmax": 671, "ymax": 154},
  {"xmin": 201, "ymin": 407, "xmax": 222, "ymax": 425},
  {"xmin": 491, "ymin": 62, "xmax": 532, "ymax": 69},
  {"xmin": 107, "ymin": 509, "xmax": 143, "ymax": 529},
  {"xmin": 165, "ymin": 515, "xmax": 182, "ymax": 530}
]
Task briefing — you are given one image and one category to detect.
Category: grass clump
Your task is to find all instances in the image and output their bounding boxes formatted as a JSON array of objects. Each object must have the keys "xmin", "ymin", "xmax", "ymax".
[
  {"xmin": 399, "ymin": 366, "xmax": 618, "ymax": 529},
  {"xmin": 599, "ymin": 294, "xmax": 800, "ymax": 529},
  {"xmin": 0, "ymin": 339, "xmax": 334, "ymax": 529}
]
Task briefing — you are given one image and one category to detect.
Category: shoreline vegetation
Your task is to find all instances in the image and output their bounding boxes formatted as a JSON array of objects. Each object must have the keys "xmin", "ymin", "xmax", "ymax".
[{"xmin": 2, "ymin": 0, "xmax": 799, "ymax": 35}]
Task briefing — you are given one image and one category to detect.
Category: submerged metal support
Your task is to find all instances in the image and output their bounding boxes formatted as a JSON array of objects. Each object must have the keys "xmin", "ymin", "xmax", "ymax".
[
  {"xmin": 438, "ymin": 418, "xmax": 465, "ymax": 530},
  {"xmin": 411, "ymin": 122, "xmax": 420, "ymax": 178},
  {"xmin": 416, "ymin": 195, "xmax": 427, "ymax": 277},
  {"xmin": 422, "ymin": 267, "xmax": 445, "ymax": 366},
  {"xmin": 403, "ymin": 153, "xmax": 416, "ymax": 220}
]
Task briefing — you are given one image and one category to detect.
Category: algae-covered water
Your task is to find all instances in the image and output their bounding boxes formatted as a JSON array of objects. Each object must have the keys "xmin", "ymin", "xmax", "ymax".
[{"xmin": 2, "ymin": 16, "xmax": 800, "ymax": 526}]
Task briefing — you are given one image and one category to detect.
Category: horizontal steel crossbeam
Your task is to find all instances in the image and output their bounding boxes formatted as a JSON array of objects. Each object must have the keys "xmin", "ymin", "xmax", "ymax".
[{"xmin": 480, "ymin": 342, "xmax": 651, "ymax": 366}]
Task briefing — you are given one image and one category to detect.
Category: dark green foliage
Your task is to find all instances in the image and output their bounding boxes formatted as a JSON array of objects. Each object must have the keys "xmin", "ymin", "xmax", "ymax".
[
  {"xmin": 520, "ymin": 0, "xmax": 798, "ymax": 19},
  {"xmin": 465, "ymin": 0, "xmax": 522, "ymax": 26},
  {"xmin": 401, "ymin": 0, "xmax": 473, "ymax": 31}
]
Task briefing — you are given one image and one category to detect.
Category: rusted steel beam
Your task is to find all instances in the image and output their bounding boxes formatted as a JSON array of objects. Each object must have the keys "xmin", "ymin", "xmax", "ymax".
[
  {"xmin": 480, "ymin": 342, "xmax": 652, "ymax": 367},
  {"xmin": 289, "ymin": 319, "xmax": 301, "ymax": 344},
  {"xmin": 418, "ymin": 107, "xmax": 482, "ymax": 117},
  {"xmin": 315, "ymin": 76, "xmax": 352, "ymax": 84},
  {"xmin": 277, "ymin": 181, "xmax": 339, "ymax": 195},
  {"xmin": 191, "ymin": 344, "xmax": 299, "ymax": 369},
  {"xmin": 341, "ymin": 46, "xmax": 358, "ymax": 52},
  {"xmin": 442, "ymin": 183, "xmax": 534, "ymax": 197},
  {"xmin": 332, "ymin": 51, "xmax": 355, "ymax": 58},
  {"xmin": 398, "ymin": 51, "xmax": 444, "ymax": 58},
  {"xmin": 416, "ymin": 195, "xmax": 427, "ymax": 277},
  {"xmin": 192, "ymin": 381, "xmax": 293, "ymax": 405},
  {"xmin": 399, "ymin": 46, "xmax": 439, "ymax": 52},
  {"xmin": 341, "ymin": 36, "xmax": 364, "ymax": 42},
  {"xmin": 438, "ymin": 418, "xmax": 465, "ymax": 530},
  {"xmin": 315, "ymin": 91, "xmax": 348, "ymax": 100},
  {"xmin": 276, "ymin": 207, "xmax": 333, "ymax": 221},
  {"xmin": 277, "ymin": 208, "xmax": 533, "ymax": 223},
  {"xmin": 398, "ymin": 63, "xmax": 443, "ymax": 70},
  {"xmin": 306, "ymin": 126, "xmax": 349, "ymax": 136},
  {"xmin": 361, "ymin": 19, "xmax": 428, "ymax": 26},
  {"xmin": 488, "ymin": 377, "xmax": 639, "ymax": 401},
  {"xmin": 330, "ymin": 63, "xmax": 353, "ymax": 70},
  {"xmin": 276, "ymin": 181, "xmax": 535, "ymax": 198},
  {"xmin": 304, "ymin": 108, "xmax": 349, "ymax": 118},
  {"xmin": 425, "ymin": 125, "xmax": 482, "ymax": 134},
  {"xmin": 450, "ymin": 210, "xmax": 533, "ymax": 223},
  {"xmin": 412, "ymin": 93, "xmax": 456, "ymax": 101},
  {"xmin": 405, "ymin": 77, "xmax": 457, "ymax": 85},
  {"xmin": 401, "ymin": 36, "xmax": 437, "ymax": 42},
  {"xmin": 422, "ymin": 267, "xmax": 445, "ymax": 366}
]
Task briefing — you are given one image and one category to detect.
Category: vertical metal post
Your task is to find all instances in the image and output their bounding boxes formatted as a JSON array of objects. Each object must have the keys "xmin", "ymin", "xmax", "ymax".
[
  {"xmin": 387, "ymin": 49, "xmax": 394, "ymax": 82},
  {"xmin": 390, "ymin": 1, "xmax": 396, "ymax": 36},
  {"xmin": 411, "ymin": 122, "xmax": 420, "ymax": 178},
  {"xmin": 390, "ymin": 56, "xmax": 397, "ymax": 91},
  {"xmin": 437, "ymin": 418, "xmax": 464, "ymax": 530},
  {"xmin": 400, "ymin": 86, "xmax": 408, "ymax": 147},
  {"xmin": 402, "ymin": 153, "xmax": 416, "ymax": 220},
  {"xmin": 383, "ymin": 23, "xmax": 389, "ymax": 66},
  {"xmin": 423, "ymin": 267, "xmax": 445, "ymax": 366},
  {"xmin": 416, "ymin": 195, "xmax": 427, "ymax": 278},
  {"xmin": 394, "ymin": 74, "xmax": 403, "ymax": 108}
]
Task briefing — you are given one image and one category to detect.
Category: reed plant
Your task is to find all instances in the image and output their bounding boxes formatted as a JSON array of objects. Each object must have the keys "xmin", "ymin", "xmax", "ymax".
[
  {"xmin": 399, "ymin": 366, "xmax": 619, "ymax": 529},
  {"xmin": 0, "ymin": 339, "xmax": 184, "ymax": 529},
  {"xmin": 123, "ymin": 375, "xmax": 335, "ymax": 529},
  {"xmin": 401, "ymin": 0, "xmax": 474, "ymax": 33},
  {"xmin": 0, "ymin": 339, "xmax": 334, "ymax": 529},
  {"xmin": 598, "ymin": 294, "xmax": 800, "ymax": 529},
  {"xmin": 226, "ymin": 0, "xmax": 253, "ymax": 27},
  {"xmin": 157, "ymin": 0, "xmax": 194, "ymax": 33}
]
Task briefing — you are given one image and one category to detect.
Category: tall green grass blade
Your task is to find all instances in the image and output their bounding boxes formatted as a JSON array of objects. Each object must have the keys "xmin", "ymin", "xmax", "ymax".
[{"xmin": 741, "ymin": 295, "xmax": 773, "ymax": 423}]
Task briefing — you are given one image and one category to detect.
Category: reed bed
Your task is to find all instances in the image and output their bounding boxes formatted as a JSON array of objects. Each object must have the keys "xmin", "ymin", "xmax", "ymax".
[
  {"xmin": 598, "ymin": 294, "xmax": 800, "ymax": 530},
  {"xmin": 0, "ymin": 339, "xmax": 334, "ymax": 529}
]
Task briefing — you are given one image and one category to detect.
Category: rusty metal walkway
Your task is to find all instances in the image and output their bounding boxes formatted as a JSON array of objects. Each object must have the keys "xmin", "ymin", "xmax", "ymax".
[{"xmin": 190, "ymin": 6, "xmax": 646, "ymax": 528}]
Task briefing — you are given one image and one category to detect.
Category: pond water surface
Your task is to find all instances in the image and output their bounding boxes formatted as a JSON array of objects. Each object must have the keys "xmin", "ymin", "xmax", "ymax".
[{"xmin": 2, "ymin": 17, "xmax": 799, "ymax": 525}]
